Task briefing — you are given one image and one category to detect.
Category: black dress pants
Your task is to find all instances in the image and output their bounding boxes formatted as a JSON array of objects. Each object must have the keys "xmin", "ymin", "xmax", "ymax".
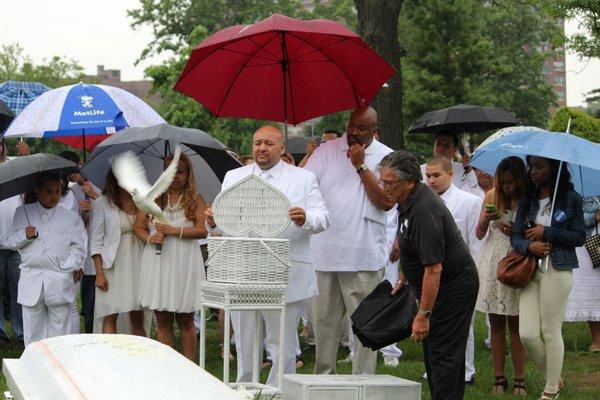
[{"xmin": 423, "ymin": 288, "xmax": 477, "ymax": 400}]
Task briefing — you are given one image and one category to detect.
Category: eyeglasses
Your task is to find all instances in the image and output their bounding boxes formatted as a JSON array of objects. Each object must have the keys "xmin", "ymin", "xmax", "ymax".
[
  {"xmin": 347, "ymin": 121, "xmax": 376, "ymax": 134},
  {"xmin": 379, "ymin": 179, "xmax": 400, "ymax": 188}
]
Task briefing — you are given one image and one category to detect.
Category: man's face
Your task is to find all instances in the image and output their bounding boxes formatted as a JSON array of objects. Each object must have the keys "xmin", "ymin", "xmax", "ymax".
[
  {"xmin": 321, "ymin": 133, "xmax": 338, "ymax": 143},
  {"xmin": 379, "ymin": 168, "xmax": 414, "ymax": 206},
  {"xmin": 346, "ymin": 110, "xmax": 377, "ymax": 147},
  {"xmin": 434, "ymin": 134, "xmax": 457, "ymax": 160},
  {"xmin": 252, "ymin": 129, "xmax": 285, "ymax": 170},
  {"xmin": 425, "ymin": 164, "xmax": 453, "ymax": 194},
  {"xmin": 35, "ymin": 181, "xmax": 62, "ymax": 209}
]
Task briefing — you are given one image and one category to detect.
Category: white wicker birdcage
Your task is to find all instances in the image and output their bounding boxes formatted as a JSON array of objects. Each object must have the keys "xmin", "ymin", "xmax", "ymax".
[{"xmin": 199, "ymin": 174, "xmax": 292, "ymax": 394}]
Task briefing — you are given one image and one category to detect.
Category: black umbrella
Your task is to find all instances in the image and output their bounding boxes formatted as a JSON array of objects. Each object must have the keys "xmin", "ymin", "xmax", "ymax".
[
  {"xmin": 82, "ymin": 123, "xmax": 241, "ymax": 202},
  {"xmin": 0, "ymin": 153, "xmax": 78, "ymax": 202},
  {"xmin": 0, "ymin": 99, "xmax": 15, "ymax": 133},
  {"xmin": 286, "ymin": 136, "xmax": 321, "ymax": 155},
  {"xmin": 408, "ymin": 104, "xmax": 518, "ymax": 134}
]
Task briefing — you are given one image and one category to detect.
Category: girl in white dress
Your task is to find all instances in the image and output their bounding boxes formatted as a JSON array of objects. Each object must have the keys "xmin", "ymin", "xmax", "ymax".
[
  {"xmin": 475, "ymin": 156, "xmax": 529, "ymax": 396},
  {"xmin": 91, "ymin": 170, "xmax": 146, "ymax": 336},
  {"xmin": 134, "ymin": 153, "xmax": 207, "ymax": 361}
]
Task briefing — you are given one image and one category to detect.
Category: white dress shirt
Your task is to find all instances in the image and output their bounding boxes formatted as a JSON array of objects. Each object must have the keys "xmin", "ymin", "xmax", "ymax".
[
  {"xmin": 421, "ymin": 161, "xmax": 479, "ymax": 193},
  {"xmin": 439, "ymin": 184, "xmax": 484, "ymax": 263},
  {"xmin": 305, "ymin": 135, "xmax": 392, "ymax": 272}
]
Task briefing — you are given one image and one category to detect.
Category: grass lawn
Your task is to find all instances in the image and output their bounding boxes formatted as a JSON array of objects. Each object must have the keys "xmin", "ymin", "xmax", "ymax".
[{"xmin": 1, "ymin": 312, "xmax": 599, "ymax": 399}]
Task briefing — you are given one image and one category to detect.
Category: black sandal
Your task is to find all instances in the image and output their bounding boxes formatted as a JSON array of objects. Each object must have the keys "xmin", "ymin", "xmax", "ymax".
[
  {"xmin": 513, "ymin": 378, "xmax": 527, "ymax": 397},
  {"xmin": 492, "ymin": 376, "xmax": 507, "ymax": 394}
]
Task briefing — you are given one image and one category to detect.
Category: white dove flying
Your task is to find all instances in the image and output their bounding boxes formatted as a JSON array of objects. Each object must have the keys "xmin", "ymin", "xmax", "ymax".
[{"xmin": 111, "ymin": 146, "xmax": 182, "ymax": 224}]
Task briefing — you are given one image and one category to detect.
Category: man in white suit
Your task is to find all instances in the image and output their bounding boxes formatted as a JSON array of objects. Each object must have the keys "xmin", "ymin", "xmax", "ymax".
[
  {"xmin": 207, "ymin": 125, "xmax": 330, "ymax": 387},
  {"xmin": 4, "ymin": 173, "xmax": 87, "ymax": 347},
  {"xmin": 425, "ymin": 155, "xmax": 483, "ymax": 385}
]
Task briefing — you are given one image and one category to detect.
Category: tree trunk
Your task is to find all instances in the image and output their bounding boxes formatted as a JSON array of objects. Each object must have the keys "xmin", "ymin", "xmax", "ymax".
[{"xmin": 355, "ymin": 0, "xmax": 404, "ymax": 149}]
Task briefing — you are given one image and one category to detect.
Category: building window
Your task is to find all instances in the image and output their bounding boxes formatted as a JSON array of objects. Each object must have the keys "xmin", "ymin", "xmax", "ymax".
[
  {"xmin": 553, "ymin": 61, "xmax": 564, "ymax": 71},
  {"xmin": 557, "ymin": 91, "xmax": 565, "ymax": 101},
  {"xmin": 554, "ymin": 76, "xmax": 565, "ymax": 85}
]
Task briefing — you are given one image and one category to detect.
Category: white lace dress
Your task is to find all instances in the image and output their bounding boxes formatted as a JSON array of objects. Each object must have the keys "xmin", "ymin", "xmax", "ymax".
[
  {"xmin": 476, "ymin": 209, "xmax": 521, "ymax": 315},
  {"xmin": 138, "ymin": 207, "xmax": 205, "ymax": 313},
  {"xmin": 95, "ymin": 211, "xmax": 144, "ymax": 318}
]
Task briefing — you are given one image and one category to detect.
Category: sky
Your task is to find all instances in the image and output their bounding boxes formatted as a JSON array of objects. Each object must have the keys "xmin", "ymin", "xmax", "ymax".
[{"xmin": 1, "ymin": 1, "xmax": 598, "ymax": 107}]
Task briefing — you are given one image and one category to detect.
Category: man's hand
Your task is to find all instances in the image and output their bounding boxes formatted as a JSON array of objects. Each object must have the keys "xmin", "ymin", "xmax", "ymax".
[
  {"xmin": 390, "ymin": 238, "xmax": 400, "ymax": 263},
  {"xmin": 411, "ymin": 313, "xmax": 430, "ymax": 343},
  {"xmin": 80, "ymin": 181, "xmax": 99, "ymax": 199},
  {"xmin": 289, "ymin": 207, "xmax": 306, "ymax": 226},
  {"xmin": 25, "ymin": 226, "xmax": 37, "ymax": 239},
  {"xmin": 205, "ymin": 207, "xmax": 216, "ymax": 229},
  {"xmin": 95, "ymin": 272, "xmax": 109, "ymax": 291},
  {"xmin": 16, "ymin": 141, "xmax": 30, "ymax": 156},
  {"xmin": 346, "ymin": 144, "xmax": 365, "ymax": 168},
  {"xmin": 281, "ymin": 153, "xmax": 296, "ymax": 166},
  {"xmin": 306, "ymin": 140, "xmax": 318, "ymax": 156},
  {"xmin": 148, "ymin": 232, "xmax": 165, "ymax": 244},
  {"xmin": 528, "ymin": 241, "xmax": 551, "ymax": 257},
  {"xmin": 79, "ymin": 199, "xmax": 92, "ymax": 213},
  {"xmin": 73, "ymin": 269, "xmax": 84, "ymax": 283},
  {"xmin": 525, "ymin": 224, "xmax": 545, "ymax": 241}
]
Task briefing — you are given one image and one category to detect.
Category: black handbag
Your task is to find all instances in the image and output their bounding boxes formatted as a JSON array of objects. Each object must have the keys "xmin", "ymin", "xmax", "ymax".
[
  {"xmin": 585, "ymin": 224, "xmax": 600, "ymax": 269},
  {"xmin": 351, "ymin": 280, "xmax": 417, "ymax": 351}
]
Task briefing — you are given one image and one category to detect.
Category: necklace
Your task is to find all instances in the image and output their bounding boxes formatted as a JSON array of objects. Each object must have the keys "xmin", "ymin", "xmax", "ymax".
[{"xmin": 165, "ymin": 192, "xmax": 183, "ymax": 220}]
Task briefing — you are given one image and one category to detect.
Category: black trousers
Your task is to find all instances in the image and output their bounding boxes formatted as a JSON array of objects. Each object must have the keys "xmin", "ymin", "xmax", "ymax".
[
  {"xmin": 80, "ymin": 275, "xmax": 96, "ymax": 334},
  {"xmin": 423, "ymin": 288, "xmax": 478, "ymax": 400}
]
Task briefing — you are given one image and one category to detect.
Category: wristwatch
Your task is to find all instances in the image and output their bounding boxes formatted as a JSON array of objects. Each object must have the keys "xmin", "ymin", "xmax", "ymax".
[
  {"xmin": 356, "ymin": 163, "xmax": 368, "ymax": 174},
  {"xmin": 419, "ymin": 309, "xmax": 432, "ymax": 320}
]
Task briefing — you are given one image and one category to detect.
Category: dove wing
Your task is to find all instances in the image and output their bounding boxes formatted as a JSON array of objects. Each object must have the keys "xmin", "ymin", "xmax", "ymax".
[
  {"xmin": 147, "ymin": 146, "xmax": 182, "ymax": 200},
  {"xmin": 111, "ymin": 151, "xmax": 152, "ymax": 195}
]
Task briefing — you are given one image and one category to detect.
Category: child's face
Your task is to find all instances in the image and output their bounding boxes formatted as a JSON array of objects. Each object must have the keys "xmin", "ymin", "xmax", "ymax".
[{"xmin": 35, "ymin": 181, "xmax": 62, "ymax": 209}]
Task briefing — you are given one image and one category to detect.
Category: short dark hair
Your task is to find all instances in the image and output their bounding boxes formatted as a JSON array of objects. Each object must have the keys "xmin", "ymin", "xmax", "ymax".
[
  {"xmin": 59, "ymin": 150, "xmax": 80, "ymax": 164},
  {"xmin": 24, "ymin": 172, "xmax": 62, "ymax": 204},
  {"xmin": 379, "ymin": 150, "xmax": 422, "ymax": 182},
  {"xmin": 323, "ymin": 129, "xmax": 342, "ymax": 137},
  {"xmin": 435, "ymin": 130, "xmax": 459, "ymax": 147}
]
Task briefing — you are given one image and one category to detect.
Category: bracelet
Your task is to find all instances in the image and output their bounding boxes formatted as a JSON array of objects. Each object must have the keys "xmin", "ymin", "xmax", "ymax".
[
  {"xmin": 179, "ymin": 226, "xmax": 184, "ymax": 239},
  {"xmin": 397, "ymin": 279, "xmax": 409, "ymax": 286},
  {"xmin": 146, "ymin": 235, "xmax": 151, "ymax": 245},
  {"xmin": 356, "ymin": 163, "xmax": 368, "ymax": 174}
]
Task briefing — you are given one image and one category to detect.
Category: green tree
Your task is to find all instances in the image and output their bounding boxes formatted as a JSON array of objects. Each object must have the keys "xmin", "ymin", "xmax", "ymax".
[
  {"xmin": 548, "ymin": 106, "xmax": 600, "ymax": 143},
  {"xmin": 550, "ymin": 0, "xmax": 600, "ymax": 58}
]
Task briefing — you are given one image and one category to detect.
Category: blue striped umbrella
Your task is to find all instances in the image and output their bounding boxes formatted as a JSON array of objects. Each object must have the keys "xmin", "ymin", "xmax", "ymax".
[{"xmin": 0, "ymin": 80, "xmax": 50, "ymax": 115}]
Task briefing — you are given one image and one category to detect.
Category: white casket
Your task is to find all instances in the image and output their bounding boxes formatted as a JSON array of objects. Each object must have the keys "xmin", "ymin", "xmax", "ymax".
[{"xmin": 2, "ymin": 334, "xmax": 245, "ymax": 400}]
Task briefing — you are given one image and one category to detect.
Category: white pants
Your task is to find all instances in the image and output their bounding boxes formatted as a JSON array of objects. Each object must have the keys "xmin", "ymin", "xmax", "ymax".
[
  {"xmin": 22, "ymin": 287, "xmax": 72, "ymax": 347},
  {"xmin": 465, "ymin": 313, "xmax": 475, "ymax": 380},
  {"xmin": 232, "ymin": 300, "xmax": 303, "ymax": 387}
]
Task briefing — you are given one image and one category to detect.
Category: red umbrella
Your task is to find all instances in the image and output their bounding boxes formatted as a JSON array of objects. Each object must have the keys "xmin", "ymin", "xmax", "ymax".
[{"xmin": 175, "ymin": 13, "xmax": 395, "ymax": 135}]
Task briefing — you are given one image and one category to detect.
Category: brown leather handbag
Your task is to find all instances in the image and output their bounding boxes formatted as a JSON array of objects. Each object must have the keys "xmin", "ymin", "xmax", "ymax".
[{"xmin": 497, "ymin": 249, "xmax": 537, "ymax": 288}]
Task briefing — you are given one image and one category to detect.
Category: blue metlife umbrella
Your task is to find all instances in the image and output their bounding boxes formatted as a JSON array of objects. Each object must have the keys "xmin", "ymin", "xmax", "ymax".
[
  {"xmin": 0, "ymin": 80, "xmax": 50, "ymax": 115},
  {"xmin": 469, "ymin": 129, "xmax": 600, "ymax": 197},
  {"xmin": 3, "ymin": 82, "xmax": 164, "ymax": 157}
]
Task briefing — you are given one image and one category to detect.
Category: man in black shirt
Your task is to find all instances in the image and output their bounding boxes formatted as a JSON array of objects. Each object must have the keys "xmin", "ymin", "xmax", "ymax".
[{"xmin": 379, "ymin": 150, "xmax": 479, "ymax": 400}]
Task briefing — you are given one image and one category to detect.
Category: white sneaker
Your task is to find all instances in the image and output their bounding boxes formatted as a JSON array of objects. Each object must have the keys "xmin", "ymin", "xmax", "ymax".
[
  {"xmin": 383, "ymin": 355, "xmax": 399, "ymax": 367},
  {"xmin": 338, "ymin": 351, "xmax": 354, "ymax": 363},
  {"xmin": 484, "ymin": 337, "xmax": 491, "ymax": 350}
]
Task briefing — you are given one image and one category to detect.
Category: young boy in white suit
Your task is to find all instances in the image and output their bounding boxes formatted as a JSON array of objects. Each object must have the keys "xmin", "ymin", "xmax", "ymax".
[{"xmin": 4, "ymin": 173, "xmax": 87, "ymax": 346}]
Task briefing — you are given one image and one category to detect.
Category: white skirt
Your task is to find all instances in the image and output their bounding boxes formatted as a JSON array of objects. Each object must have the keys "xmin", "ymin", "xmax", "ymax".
[{"xmin": 564, "ymin": 246, "xmax": 600, "ymax": 321}]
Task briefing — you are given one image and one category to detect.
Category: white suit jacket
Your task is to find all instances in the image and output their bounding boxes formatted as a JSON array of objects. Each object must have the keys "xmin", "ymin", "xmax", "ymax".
[
  {"xmin": 440, "ymin": 184, "xmax": 484, "ymax": 263},
  {"xmin": 219, "ymin": 161, "xmax": 330, "ymax": 303},
  {"xmin": 89, "ymin": 195, "xmax": 125, "ymax": 270},
  {"xmin": 4, "ymin": 202, "xmax": 87, "ymax": 307}
]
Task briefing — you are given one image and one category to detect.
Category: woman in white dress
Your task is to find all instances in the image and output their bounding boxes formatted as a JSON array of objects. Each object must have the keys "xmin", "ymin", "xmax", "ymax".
[
  {"xmin": 475, "ymin": 156, "xmax": 529, "ymax": 396},
  {"xmin": 90, "ymin": 170, "xmax": 146, "ymax": 336},
  {"xmin": 134, "ymin": 153, "xmax": 207, "ymax": 361},
  {"xmin": 564, "ymin": 196, "xmax": 600, "ymax": 352}
]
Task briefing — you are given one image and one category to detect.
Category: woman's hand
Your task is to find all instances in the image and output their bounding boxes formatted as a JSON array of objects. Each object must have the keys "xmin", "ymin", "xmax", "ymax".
[
  {"xmin": 95, "ymin": 272, "xmax": 109, "ymax": 291},
  {"xmin": 528, "ymin": 240, "xmax": 552, "ymax": 257},
  {"xmin": 148, "ymin": 232, "xmax": 165, "ymax": 244},
  {"xmin": 525, "ymin": 224, "xmax": 545, "ymax": 241},
  {"xmin": 485, "ymin": 208, "xmax": 500, "ymax": 222},
  {"xmin": 498, "ymin": 220, "xmax": 513, "ymax": 236},
  {"xmin": 154, "ymin": 223, "xmax": 175, "ymax": 236}
]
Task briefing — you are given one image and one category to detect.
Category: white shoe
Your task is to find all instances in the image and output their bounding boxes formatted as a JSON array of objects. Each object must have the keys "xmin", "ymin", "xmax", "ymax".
[
  {"xmin": 383, "ymin": 355, "xmax": 399, "ymax": 367},
  {"xmin": 338, "ymin": 351, "xmax": 353, "ymax": 363},
  {"xmin": 484, "ymin": 337, "xmax": 491, "ymax": 350}
]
